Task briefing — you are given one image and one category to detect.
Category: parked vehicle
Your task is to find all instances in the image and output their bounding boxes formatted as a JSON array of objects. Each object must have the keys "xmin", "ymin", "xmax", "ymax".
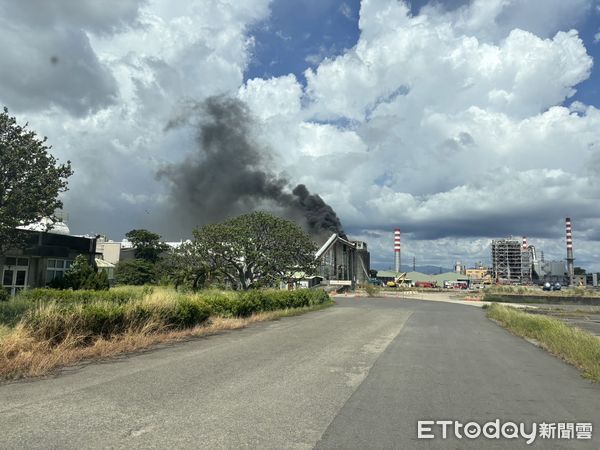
[
  {"xmin": 542, "ymin": 282, "xmax": 562, "ymax": 291},
  {"xmin": 367, "ymin": 278, "xmax": 383, "ymax": 286}
]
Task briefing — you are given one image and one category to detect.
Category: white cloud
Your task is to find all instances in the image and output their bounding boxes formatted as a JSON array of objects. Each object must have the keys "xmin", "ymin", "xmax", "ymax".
[
  {"xmin": 2, "ymin": 0, "xmax": 272, "ymax": 238},
  {"xmin": 238, "ymin": 75, "xmax": 303, "ymax": 120},
  {"xmin": 3, "ymin": 0, "xmax": 600, "ymax": 270},
  {"xmin": 237, "ymin": 0, "xmax": 600, "ymax": 269}
]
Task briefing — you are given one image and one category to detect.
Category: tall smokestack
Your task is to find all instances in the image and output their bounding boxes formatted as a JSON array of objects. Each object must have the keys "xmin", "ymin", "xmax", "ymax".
[
  {"xmin": 394, "ymin": 229, "xmax": 401, "ymax": 273},
  {"xmin": 566, "ymin": 217, "xmax": 574, "ymax": 285}
]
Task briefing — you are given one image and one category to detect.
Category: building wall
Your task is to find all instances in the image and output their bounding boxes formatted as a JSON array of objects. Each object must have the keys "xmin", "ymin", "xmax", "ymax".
[
  {"xmin": 1, "ymin": 231, "xmax": 97, "ymax": 295},
  {"xmin": 97, "ymin": 241, "xmax": 122, "ymax": 265}
]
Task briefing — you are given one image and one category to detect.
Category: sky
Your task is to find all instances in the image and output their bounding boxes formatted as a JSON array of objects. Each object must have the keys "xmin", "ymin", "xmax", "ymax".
[{"xmin": 2, "ymin": 0, "xmax": 600, "ymax": 271}]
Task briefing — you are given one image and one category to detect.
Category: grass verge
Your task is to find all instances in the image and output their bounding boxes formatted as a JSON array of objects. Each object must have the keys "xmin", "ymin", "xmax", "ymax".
[
  {"xmin": 487, "ymin": 303, "xmax": 600, "ymax": 383},
  {"xmin": 0, "ymin": 299, "xmax": 333, "ymax": 381}
]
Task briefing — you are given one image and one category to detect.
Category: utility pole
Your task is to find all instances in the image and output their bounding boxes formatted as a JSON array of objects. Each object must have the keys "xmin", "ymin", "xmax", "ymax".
[{"xmin": 413, "ymin": 256, "xmax": 416, "ymax": 272}]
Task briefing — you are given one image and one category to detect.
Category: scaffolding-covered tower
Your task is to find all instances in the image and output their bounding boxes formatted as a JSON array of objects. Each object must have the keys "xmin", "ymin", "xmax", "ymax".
[
  {"xmin": 492, "ymin": 238, "xmax": 532, "ymax": 283},
  {"xmin": 521, "ymin": 237, "xmax": 532, "ymax": 283}
]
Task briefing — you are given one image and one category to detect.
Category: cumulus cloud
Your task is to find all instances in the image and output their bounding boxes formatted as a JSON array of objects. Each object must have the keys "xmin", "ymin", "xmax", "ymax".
[
  {"xmin": 237, "ymin": 0, "xmax": 600, "ymax": 268},
  {"xmin": 2, "ymin": 0, "xmax": 600, "ymax": 269},
  {"xmin": 2, "ymin": 0, "xmax": 272, "ymax": 237},
  {"xmin": 423, "ymin": 0, "xmax": 592, "ymax": 41},
  {"xmin": 0, "ymin": 1, "xmax": 146, "ymax": 116}
]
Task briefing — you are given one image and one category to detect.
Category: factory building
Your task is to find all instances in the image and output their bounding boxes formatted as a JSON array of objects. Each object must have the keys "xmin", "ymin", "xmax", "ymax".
[
  {"xmin": 532, "ymin": 260, "xmax": 567, "ymax": 284},
  {"xmin": 314, "ymin": 234, "xmax": 370, "ymax": 288},
  {"xmin": 491, "ymin": 238, "xmax": 532, "ymax": 283}
]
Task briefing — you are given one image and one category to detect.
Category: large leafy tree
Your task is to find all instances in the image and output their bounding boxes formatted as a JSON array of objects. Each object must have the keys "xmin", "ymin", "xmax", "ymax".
[
  {"xmin": 193, "ymin": 211, "xmax": 317, "ymax": 290},
  {"xmin": 0, "ymin": 107, "xmax": 73, "ymax": 250},
  {"xmin": 115, "ymin": 259, "xmax": 157, "ymax": 285},
  {"xmin": 158, "ymin": 241, "xmax": 210, "ymax": 290},
  {"xmin": 125, "ymin": 229, "xmax": 169, "ymax": 263}
]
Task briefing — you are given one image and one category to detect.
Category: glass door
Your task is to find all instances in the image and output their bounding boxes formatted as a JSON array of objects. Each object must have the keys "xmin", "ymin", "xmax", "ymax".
[{"xmin": 2, "ymin": 258, "xmax": 29, "ymax": 296}]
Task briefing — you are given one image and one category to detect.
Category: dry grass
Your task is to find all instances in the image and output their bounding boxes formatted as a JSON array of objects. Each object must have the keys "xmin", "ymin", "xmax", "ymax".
[
  {"xmin": 487, "ymin": 303, "xmax": 600, "ymax": 383},
  {"xmin": 0, "ymin": 301, "xmax": 333, "ymax": 381},
  {"xmin": 0, "ymin": 324, "xmax": 12, "ymax": 339}
]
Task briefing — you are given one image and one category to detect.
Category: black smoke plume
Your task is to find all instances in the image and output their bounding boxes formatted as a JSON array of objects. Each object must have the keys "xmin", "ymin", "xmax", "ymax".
[{"xmin": 158, "ymin": 96, "xmax": 346, "ymax": 238}]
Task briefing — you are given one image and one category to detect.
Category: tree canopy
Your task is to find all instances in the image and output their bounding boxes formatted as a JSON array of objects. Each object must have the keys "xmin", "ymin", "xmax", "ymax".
[
  {"xmin": 0, "ymin": 107, "xmax": 73, "ymax": 250},
  {"xmin": 192, "ymin": 211, "xmax": 317, "ymax": 290},
  {"xmin": 125, "ymin": 229, "xmax": 169, "ymax": 263},
  {"xmin": 115, "ymin": 259, "xmax": 157, "ymax": 286},
  {"xmin": 158, "ymin": 241, "xmax": 209, "ymax": 290}
]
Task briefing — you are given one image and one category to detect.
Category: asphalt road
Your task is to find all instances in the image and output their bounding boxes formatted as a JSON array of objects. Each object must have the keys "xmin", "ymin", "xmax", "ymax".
[{"xmin": 0, "ymin": 297, "xmax": 598, "ymax": 449}]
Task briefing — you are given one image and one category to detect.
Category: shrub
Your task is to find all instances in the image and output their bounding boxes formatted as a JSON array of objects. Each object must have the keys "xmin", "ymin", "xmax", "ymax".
[
  {"xmin": 22, "ymin": 296, "xmax": 211, "ymax": 344},
  {"xmin": 0, "ymin": 289, "xmax": 9, "ymax": 302},
  {"xmin": 17, "ymin": 287, "xmax": 145, "ymax": 305},
  {"xmin": 61, "ymin": 255, "xmax": 108, "ymax": 290},
  {"xmin": 115, "ymin": 259, "xmax": 157, "ymax": 285},
  {"xmin": 13, "ymin": 287, "xmax": 329, "ymax": 346},
  {"xmin": 200, "ymin": 289, "xmax": 329, "ymax": 317}
]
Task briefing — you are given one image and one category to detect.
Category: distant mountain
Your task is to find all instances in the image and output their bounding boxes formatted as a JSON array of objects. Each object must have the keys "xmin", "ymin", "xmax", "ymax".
[{"xmin": 373, "ymin": 264, "xmax": 453, "ymax": 275}]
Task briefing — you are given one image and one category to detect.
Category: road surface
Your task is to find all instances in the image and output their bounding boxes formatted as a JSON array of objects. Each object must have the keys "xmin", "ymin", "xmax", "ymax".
[{"xmin": 0, "ymin": 297, "xmax": 598, "ymax": 449}]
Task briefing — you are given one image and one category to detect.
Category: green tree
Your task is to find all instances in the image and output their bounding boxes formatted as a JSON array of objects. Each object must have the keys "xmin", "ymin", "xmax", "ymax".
[
  {"xmin": 157, "ymin": 241, "xmax": 209, "ymax": 290},
  {"xmin": 0, "ymin": 107, "xmax": 73, "ymax": 251},
  {"xmin": 115, "ymin": 259, "xmax": 157, "ymax": 285},
  {"xmin": 574, "ymin": 267, "xmax": 586, "ymax": 275},
  {"xmin": 61, "ymin": 255, "xmax": 109, "ymax": 291},
  {"xmin": 125, "ymin": 229, "xmax": 169, "ymax": 263},
  {"xmin": 192, "ymin": 211, "xmax": 317, "ymax": 290}
]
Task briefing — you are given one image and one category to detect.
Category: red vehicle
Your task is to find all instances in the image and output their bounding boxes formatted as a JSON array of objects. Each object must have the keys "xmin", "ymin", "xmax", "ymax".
[{"xmin": 415, "ymin": 281, "xmax": 436, "ymax": 288}]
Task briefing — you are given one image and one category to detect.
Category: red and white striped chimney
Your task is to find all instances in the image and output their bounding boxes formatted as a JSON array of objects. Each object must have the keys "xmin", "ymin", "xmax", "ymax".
[
  {"xmin": 394, "ymin": 229, "xmax": 401, "ymax": 273},
  {"xmin": 566, "ymin": 217, "xmax": 574, "ymax": 284}
]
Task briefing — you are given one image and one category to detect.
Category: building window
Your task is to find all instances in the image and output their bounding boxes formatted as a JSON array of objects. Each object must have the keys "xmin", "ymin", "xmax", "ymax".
[
  {"xmin": 2, "ymin": 257, "xmax": 29, "ymax": 296},
  {"xmin": 46, "ymin": 259, "xmax": 73, "ymax": 283}
]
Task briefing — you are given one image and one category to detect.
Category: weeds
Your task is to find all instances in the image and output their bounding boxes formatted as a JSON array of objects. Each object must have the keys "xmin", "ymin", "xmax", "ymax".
[
  {"xmin": 0, "ymin": 287, "xmax": 331, "ymax": 380},
  {"xmin": 364, "ymin": 284, "xmax": 380, "ymax": 297},
  {"xmin": 487, "ymin": 303, "xmax": 600, "ymax": 383}
]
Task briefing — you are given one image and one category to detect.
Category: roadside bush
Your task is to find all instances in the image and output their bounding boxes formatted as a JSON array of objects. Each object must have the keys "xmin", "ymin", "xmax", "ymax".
[
  {"xmin": 22, "ymin": 296, "xmax": 211, "ymax": 344},
  {"xmin": 17, "ymin": 287, "xmax": 147, "ymax": 304},
  {"xmin": 0, "ymin": 289, "xmax": 9, "ymax": 302},
  {"xmin": 12, "ymin": 287, "xmax": 329, "ymax": 345},
  {"xmin": 201, "ymin": 289, "xmax": 329, "ymax": 317}
]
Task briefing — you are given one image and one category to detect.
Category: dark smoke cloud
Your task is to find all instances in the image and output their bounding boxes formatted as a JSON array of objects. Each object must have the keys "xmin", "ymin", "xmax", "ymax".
[{"xmin": 158, "ymin": 96, "xmax": 346, "ymax": 238}]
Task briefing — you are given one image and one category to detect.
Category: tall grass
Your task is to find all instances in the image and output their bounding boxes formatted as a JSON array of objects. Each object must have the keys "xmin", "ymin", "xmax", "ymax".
[
  {"xmin": 487, "ymin": 303, "xmax": 600, "ymax": 382},
  {"xmin": 0, "ymin": 287, "xmax": 331, "ymax": 379},
  {"xmin": 13, "ymin": 288, "xmax": 328, "ymax": 344}
]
